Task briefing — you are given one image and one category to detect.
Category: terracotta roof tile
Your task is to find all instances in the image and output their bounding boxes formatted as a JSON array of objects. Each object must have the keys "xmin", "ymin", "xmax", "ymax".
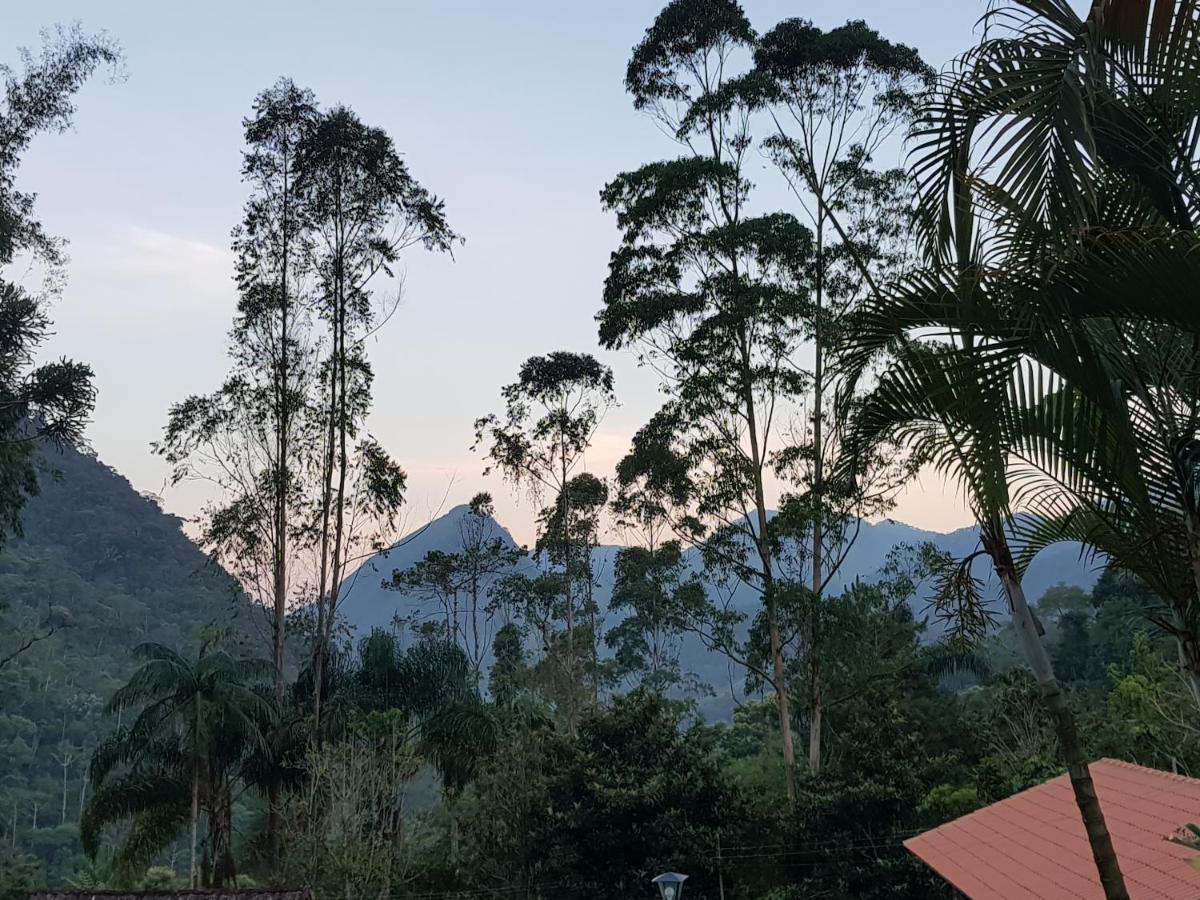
[{"xmin": 905, "ymin": 759, "xmax": 1200, "ymax": 899}]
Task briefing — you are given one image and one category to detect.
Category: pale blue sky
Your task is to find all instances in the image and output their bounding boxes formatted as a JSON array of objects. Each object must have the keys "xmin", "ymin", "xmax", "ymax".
[{"xmin": 8, "ymin": 1, "xmax": 992, "ymax": 544}]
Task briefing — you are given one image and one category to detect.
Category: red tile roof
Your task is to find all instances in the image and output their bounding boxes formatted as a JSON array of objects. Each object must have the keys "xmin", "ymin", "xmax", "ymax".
[{"xmin": 904, "ymin": 759, "xmax": 1200, "ymax": 899}]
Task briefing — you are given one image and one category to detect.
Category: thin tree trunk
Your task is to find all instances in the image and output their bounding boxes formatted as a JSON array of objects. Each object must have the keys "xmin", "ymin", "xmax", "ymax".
[
  {"xmin": 808, "ymin": 215, "xmax": 825, "ymax": 776},
  {"xmin": 765, "ymin": 587, "xmax": 796, "ymax": 802},
  {"xmin": 560, "ymin": 422, "xmax": 576, "ymax": 736},
  {"xmin": 77, "ymin": 772, "xmax": 87, "ymax": 825},
  {"xmin": 1177, "ymin": 515, "xmax": 1200, "ymax": 708},
  {"xmin": 587, "ymin": 535, "xmax": 599, "ymax": 705},
  {"xmin": 327, "ymin": 236, "xmax": 350, "ymax": 712},
  {"xmin": 217, "ymin": 780, "xmax": 237, "ymax": 888},
  {"xmin": 60, "ymin": 756, "xmax": 68, "ymax": 825},
  {"xmin": 312, "ymin": 236, "xmax": 341, "ymax": 738},
  {"xmin": 740, "ymin": 329, "xmax": 796, "ymax": 802},
  {"xmin": 190, "ymin": 767, "xmax": 199, "ymax": 889},
  {"xmin": 273, "ymin": 141, "xmax": 292, "ymax": 703},
  {"xmin": 1170, "ymin": 606, "xmax": 1200, "ymax": 710},
  {"xmin": 311, "ymin": 349, "xmax": 337, "ymax": 735},
  {"xmin": 267, "ymin": 780, "xmax": 281, "ymax": 876},
  {"xmin": 266, "ymin": 144, "xmax": 292, "ymax": 880},
  {"xmin": 987, "ymin": 527, "xmax": 1129, "ymax": 900}
]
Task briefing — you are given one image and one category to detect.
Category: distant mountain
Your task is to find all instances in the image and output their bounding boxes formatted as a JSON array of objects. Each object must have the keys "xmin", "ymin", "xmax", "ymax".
[
  {"xmin": 338, "ymin": 505, "xmax": 1102, "ymax": 717},
  {"xmin": 338, "ymin": 504, "xmax": 523, "ymax": 635}
]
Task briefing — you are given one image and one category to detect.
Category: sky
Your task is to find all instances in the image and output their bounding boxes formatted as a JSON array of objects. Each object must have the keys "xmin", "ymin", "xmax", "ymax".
[{"xmin": 6, "ymin": 0, "xmax": 990, "ymax": 547}]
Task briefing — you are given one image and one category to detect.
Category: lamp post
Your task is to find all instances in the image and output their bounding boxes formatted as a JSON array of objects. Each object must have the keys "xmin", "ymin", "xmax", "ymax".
[{"xmin": 652, "ymin": 872, "xmax": 688, "ymax": 900}]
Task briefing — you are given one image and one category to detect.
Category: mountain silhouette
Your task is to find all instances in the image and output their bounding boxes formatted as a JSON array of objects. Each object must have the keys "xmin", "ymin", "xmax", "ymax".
[{"xmin": 337, "ymin": 504, "xmax": 1101, "ymax": 717}]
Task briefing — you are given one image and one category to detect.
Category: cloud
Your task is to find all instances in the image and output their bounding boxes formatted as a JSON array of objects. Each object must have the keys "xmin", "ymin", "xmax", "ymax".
[{"xmin": 105, "ymin": 224, "xmax": 229, "ymax": 275}]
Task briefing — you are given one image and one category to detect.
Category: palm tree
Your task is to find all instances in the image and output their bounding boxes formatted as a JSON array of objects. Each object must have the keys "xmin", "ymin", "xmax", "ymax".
[
  {"xmin": 813, "ymin": 6, "xmax": 1200, "ymax": 900},
  {"xmin": 842, "ymin": 339, "xmax": 1130, "ymax": 899},
  {"xmin": 1002, "ymin": 322, "xmax": 1200, "ymax": 706},
  {"xmin": 82, "ymin": 636, "xmax": 270, "ymax": 887},
  {"xmin": 825, "ymin": 12, "xmax": 1143, "ymax": 893},
  {"xmin": 298, "ymin": 630, "xmax": 496, "ymax": 877},
  {"xmin": 821, "ymin": 0, "xmax": 1200, "ymax": 706},
  {"xmin": 349, "ymin": 630, "xmax": 498, "ymax": 791},
  {"xmin": 241, "ymin": 692, "xmax": 308, "ymax": 876}
]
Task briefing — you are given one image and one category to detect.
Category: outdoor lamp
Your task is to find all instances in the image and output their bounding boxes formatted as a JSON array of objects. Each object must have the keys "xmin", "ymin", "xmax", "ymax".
[{"xmin": 652, "ymin": 872, "xmax": 688, "ymax": 900}]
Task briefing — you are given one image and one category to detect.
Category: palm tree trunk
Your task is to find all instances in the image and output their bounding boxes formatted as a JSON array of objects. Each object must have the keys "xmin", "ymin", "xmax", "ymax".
[
  {"xmin": 987, "ymin": 528, "xmax": 1129, "ymax": 900},
  {"xmin": 1170, "ymin": 607, "xmax": 1200, "ymax": 710},
  {"xmin": 190, "ymin": 767, "xmax": 199, "ymax": 889},
  {"xmin": 268, "ymin": 779, "xmax": 281, "ymax": 876},
  {"xmin": 1177, "ymin": 516, "xmax": 1200, "ymax": 708}
]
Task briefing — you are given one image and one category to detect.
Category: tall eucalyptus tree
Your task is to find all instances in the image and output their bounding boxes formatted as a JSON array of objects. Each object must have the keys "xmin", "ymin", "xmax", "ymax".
[
  {"xmin": 747, "ymin": 18, "xmax": 930, "ymax": 772},
  {"xmin": 474, "ymin": 352, "xmax": 615, "ymax": 732},
  {"xmin": 602, "ymin": 0, "xmax": 811, "ymax": 799},
  {"xmin": 158, "ymin": 79, "xmax": 318, "ymax": 703},
  {"xmin": 300, "ymin": 106, "xmax": 460, "ymax": 733}
]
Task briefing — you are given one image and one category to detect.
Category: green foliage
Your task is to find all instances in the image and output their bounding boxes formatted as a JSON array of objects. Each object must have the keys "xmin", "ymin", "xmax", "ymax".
[
  {"xmin": 1085, "ymin": 633, "xmax": 1200, "ymax": 775},
  {"xmin": 138, "ymin": 866, "xmax": 178, "ymax": 890},
  {"xmin": 919, "ymin": 783, "xmax": 980, "ymax": 821},
  {"xmin": 784, "ymin": 704, "xmax": 953, "ymax": 900},
  {"xmin": 448, "ymin": 690, "xmax": 737, "ymax": 900},
  {"xmin": 0, "ymin": 26, "xmax": 120, "ymax": 550},
  {"xmin": 605, "ymin": 539, "xmax": 707, "ymax": 694},
  {"xmin": 82, "ymin": 636, "xmax": 272, "ymax": 887},
  {"xmin": 0, "ymin": 849, "xmax": 39, "ymax": 900},
  {"xmin": 474, "ymin": 352, "xmax": 616, "ymax": 730},
  {"xmin": 0, "ymin": 439, "xmax": 254, "ymax": 884},
  {"xmin": 279, "ymin": 632, "xmax": 492, "ymax": 899}
]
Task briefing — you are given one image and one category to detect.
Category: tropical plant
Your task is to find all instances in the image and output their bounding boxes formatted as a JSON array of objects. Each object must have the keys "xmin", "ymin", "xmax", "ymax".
[
  {"xmin": 823, "ymin": 3, "xmax": 1200, "ymax": 896},
  {"xmin": 81, "ymin": 636, "xmax": 271, "ymax": 887},
  {"xmin": 283, "ymin": 631, "xmax": 496, "ymax": 894},
  {"xmin": 840, "ymin": 338, "xmax": 1129, "ymax": 898},
  {"xmin": 845, "ymin": 0, "xmax": 1200, "ymax": 707}
]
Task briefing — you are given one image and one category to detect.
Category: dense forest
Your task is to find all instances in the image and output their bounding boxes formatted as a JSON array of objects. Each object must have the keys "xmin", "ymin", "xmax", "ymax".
[
  {"xmin": 0, "ymin": 441, "xmax": 253, "ymax": 885},
  {"xmin": 3, "ymin": 3, "xmax": 1200, "ymax": 900}
]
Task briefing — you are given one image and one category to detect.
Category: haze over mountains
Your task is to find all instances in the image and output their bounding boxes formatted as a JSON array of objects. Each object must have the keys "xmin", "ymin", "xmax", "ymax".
[
  {"xmin": 0, "ymin": 436, "xmax": 1101, "ymax": 727},
  {"xmin": 339, "ymin": 503, "xmax": 1101, "ymax": 713}
]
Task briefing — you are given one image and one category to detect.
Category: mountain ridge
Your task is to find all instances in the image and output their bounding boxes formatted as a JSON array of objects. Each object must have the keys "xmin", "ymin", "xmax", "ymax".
[
  {"xmin": 337, "ymin": 504, "xmax": 1102, "ymax": 717},
  {"xmin": 339, "ymin": 503, "xmax": 1102, "ymax": 630}
]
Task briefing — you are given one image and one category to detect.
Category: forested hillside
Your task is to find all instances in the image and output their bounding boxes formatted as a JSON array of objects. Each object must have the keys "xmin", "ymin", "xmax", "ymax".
[{"xmin": 0, "ymin": 442, "xmax": 252, "ymax": 882}]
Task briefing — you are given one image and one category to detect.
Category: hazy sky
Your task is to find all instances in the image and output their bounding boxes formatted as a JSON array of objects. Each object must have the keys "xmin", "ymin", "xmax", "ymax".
[{"xmin": 8, "ymin": 1, "xmax": 990, "ymax": 546}]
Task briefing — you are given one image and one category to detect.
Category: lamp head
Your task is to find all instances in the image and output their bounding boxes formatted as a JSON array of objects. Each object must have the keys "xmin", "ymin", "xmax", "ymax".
[{"xmin": 652, "ymin": 872, "xmax": 688, "ymax": 900}]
